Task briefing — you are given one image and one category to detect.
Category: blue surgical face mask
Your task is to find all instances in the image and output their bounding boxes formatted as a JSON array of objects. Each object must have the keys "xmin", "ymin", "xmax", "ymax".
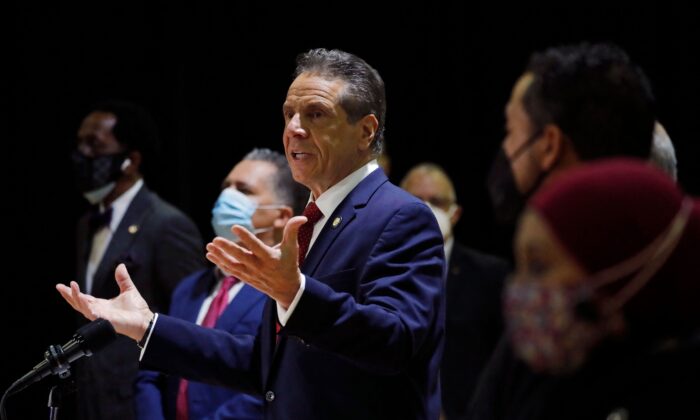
[{"xmin": 210, "ymin": 188, "xmax": 285, "ymax": 243}]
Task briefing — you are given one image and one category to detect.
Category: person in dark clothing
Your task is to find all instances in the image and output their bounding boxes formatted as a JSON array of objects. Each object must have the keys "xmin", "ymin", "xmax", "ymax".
[
  {"xmin": 71, "ymin": 101, "xmax": 205, "ymax": 420},
  {"xmin": 402, "ymin": 163, "xmax": 510, "ymax": 419},
  {"xmin": 471, "ymin": 159, "xmax": 700, "ymax": 420}
]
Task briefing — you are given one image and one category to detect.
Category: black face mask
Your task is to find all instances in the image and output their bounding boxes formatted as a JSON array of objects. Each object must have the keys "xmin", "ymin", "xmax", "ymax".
[
  {"xmin": 486, "ymin": 132, "xmax": 547, "ymax": 225},
  {"xmin": 71, "ymin": 151, "xmax": 129, "ymax": 192},
  {"xmin": 487, "ymin": 147, "xmax": 525, "ymax": 225}
]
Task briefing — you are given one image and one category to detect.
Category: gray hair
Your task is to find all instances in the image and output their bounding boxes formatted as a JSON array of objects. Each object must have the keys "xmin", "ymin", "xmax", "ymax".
[
  {"xmin": 243, "ymin": 148, "xmax": 309, "ymax": 214},
  {"xmin": 294, "ymin": 48, "xmax": 386, "ymax": 156}
]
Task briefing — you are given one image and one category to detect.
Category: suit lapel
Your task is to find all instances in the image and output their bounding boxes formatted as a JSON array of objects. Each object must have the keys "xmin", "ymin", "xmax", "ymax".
[
  {"xmin": 176, "ymin": 270, "xmax": 216, "ymax": 322},
  {"xmin": 76, "ymin": 215, "xmax": 91, "ymax": 288},
  {"xmin": 301, "ymin": 168, "xmax": 389, "ymax": 276},
  {"xmin": 216, "ymin": 285, "xmax": 265, "ymax": 330},
  {"xmin": 301, "ymin": 204, "xmax": 357, "ymax": 276},
  {"xmin": 263, "ymin": 169, "xmax": 389, "ymax": 386},
  {"xmin": 92, "ymin": 186, "xmax": 154, "ymax": 294},
  {"xmin": 261, "ymin": 300, "xmax": 276, "ymax": 387}
]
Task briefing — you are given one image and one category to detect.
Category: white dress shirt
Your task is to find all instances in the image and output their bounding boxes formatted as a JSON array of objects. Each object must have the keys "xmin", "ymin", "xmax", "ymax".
[
  {"xmin": 140, "ymin": 269, "xmax": 244, "ymax": 360},
  {"xmin": 444, "ymin": 235, "xmax": 454, "ymax": 265},
  {"xmin": 277, "ymin": 159, "xmax": 379, "ymax": 325},
  {"xmin": 85, "ymin": 179, "xmax": 144, "ymax": 294},
  {"xmin": 194, "ymin": 269, "xmax": 245, "ymax": 325},
  {"xmin": 140, "ymin": 160, "xmax": 380, "ymax": 359}
]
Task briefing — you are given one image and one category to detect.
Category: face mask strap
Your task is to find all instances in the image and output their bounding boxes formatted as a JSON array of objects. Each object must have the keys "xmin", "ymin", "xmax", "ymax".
[
  {"xmin": 253, "ymin": 226, "xmax": 275, "ymax": 235},
  {"xmin": 252, "ymin": 205, "xmax": 286, "ymax": 235},
  {"xmin": 511, "ymin": 128, "xmax": 557, "ymax": 200},
  {"xmin": 256, "ymin": 204, "xmax": 287, "ymax": 211},
  {"xmin": 509, "ymin": 128, "xmax": 544, "ymax": 162},
  {"xmin": 588, "ymin": 199, "xmax": 693, "ymax": 314}
]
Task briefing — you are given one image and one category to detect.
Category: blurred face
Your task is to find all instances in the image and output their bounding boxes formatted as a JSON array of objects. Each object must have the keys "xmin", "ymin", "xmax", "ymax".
[
  {"xmin": 282, "ymin": 73, "xmax": 372, "ymax": 198},
  {"xmin": 402, "ymin": 169, "xmax": 461, "ymax": 242},
  {"xmin": 514, "ymin": 209, "xmax": 587, "ymax": 287},
  {"xmin": 402, "ymin": 169, "xmax": 460, "ymax": 226},
  {"xmin": 222, "ymin": 160, "xmax": 288, "ymax": 246},
  {"xmin": 508, "ymin": 209, "xmax": 628, "ymax": 373},
  {"xmin": 77, "ymin": 111, "xmax": 122, "ymax": 157},
  {"xmin": 502, "ymin": 74, "xmax": 546, "ymax": 194},
  {"xmin": 403, "ymin": 170, "xmax": 453, "ymax": 211}
]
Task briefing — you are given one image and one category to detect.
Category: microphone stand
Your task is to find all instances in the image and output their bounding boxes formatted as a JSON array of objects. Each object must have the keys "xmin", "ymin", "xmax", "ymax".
[
  {"xmin": 1, "ymin": 319, "xmax": 115, "ymax": 420},
  {"xmin": 45, "ymin": 344, "xmax": 75, "ymax": 420},
  {"xmin": 0, "ymin": 344, "xmax": 77, "ymax": 420},
  {"xmin": 47, "ymin": 369, "xmax": 76, "ymax": 420},
  {"xmin": 47, "ymin": 385, "xmax": 61, "ymax": 420}
]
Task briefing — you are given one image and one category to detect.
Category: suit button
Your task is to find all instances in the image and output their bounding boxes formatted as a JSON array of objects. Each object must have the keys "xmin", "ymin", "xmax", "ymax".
[{"xmin": 265, "ymin": 391, "xmax": 275, "ymax": 402}]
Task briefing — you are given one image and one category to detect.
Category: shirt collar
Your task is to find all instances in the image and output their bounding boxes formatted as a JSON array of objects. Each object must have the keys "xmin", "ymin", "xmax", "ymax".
[
  {"xmin": 101, "ymin": 178, "xmax": 144, "ymax": 231},
  {"xmin": 310, "ymin": 160, "xmax": 379, "ymax": 219},
  {"xmin": 444, "ymin": 235, "xmax": 454, "ymax": 263}
]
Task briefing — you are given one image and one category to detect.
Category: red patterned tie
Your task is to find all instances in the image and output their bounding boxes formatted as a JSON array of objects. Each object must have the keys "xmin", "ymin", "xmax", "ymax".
[
  {"xmin": 176, "ymin": 276, "xmax": 238, "ymax": 420},
  {"xmin": 297, "ymin": 201, "xmax": 323, "ymax": 267},
  {"xmin": 276, "ymin": 202, "xmax": 323, "ymax": 339}
]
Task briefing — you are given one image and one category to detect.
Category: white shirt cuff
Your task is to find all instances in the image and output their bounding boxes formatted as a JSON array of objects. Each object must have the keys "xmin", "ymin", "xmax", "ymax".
[
  {"xmin": 276, "ymin": 274, "xmax": 305, "ymax": 326},
  {"xmin": 138, "ymin": 312, "xmax": 159, "ymax": 361}
]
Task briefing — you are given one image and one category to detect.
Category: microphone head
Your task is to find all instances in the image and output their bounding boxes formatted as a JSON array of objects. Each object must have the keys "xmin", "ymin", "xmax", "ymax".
[{"xmin": 75, "ymin": 318, "xmax": 117, "ymax": 353}]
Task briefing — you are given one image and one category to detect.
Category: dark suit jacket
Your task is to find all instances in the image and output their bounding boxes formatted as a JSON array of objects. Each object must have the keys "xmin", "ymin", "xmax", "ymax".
[
  {"xmin": 135, "ymin": 268, "xmax": 265, "ymax": 420},
  {"xmin": 441, "ymin": 243, "xmax": 510, "ymax": 420},
  {"xmin": 468, "ymin": 333, "xmax": 700, "ymax": 420},
  {"xmin": 141, "ymin": 169, "xmax": 446, "ymax": 420},
  {"xmin": 75, "ymin": 185, "xmax": 205, "ymax": 420}
]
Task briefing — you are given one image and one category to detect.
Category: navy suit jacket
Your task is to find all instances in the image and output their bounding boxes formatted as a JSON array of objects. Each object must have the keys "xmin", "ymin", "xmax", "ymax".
[
  {"xmin": 141, "ymin": 169, "xmax": 446, "ymax": 420},
  {"xmin": 135, "ymin": 268, "xmax": 265, "ymax": 420}
]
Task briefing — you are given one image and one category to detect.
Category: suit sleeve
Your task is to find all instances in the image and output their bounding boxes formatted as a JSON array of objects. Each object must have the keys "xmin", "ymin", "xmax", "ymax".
[
  {"xmin": 133, "ymin": 276, "xmax": 195, "ymax": 420},
  {"xmin": 153, "ymin": 212, "xmax": 206, "ymax": 312},
  {"xmin": 283, "ymin": 202, "xmax": 445, "ymax": 374},
  {"xmin": 140, "ymin": 315, "xmax": 263, "ymax": 394},
  {"xmin": 134, "ymin": 369, "xmax": 167, "ymax": 420}
]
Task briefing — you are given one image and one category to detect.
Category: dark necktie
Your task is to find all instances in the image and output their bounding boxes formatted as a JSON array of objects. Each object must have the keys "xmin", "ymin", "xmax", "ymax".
[
  {"xmin": 297, "ymin": 201, "xmax": 323, "ymax": 267},
  {"xmin": 176, "ymin": 276, "xmax": 239, "ymax": 420},
  {"xmin": 88, "ymin": 206, "xmax": 113, "ymax": 236},
  {"xmin": 276, "ymin": 202, "xmax": 323, "ymax": 339}
]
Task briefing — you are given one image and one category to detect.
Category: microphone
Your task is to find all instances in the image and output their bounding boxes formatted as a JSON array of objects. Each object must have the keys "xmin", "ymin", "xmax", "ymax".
[{"xmin": 9, "ymin": 318, "xmax": 116, "ymax": 395}]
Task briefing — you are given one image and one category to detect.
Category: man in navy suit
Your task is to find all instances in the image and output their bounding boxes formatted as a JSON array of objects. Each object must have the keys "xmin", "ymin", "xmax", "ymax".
[
  {"xmin": 58, "ymin": 48, "xmax": 446, "ymax": 420},
  {"xmin": 135, "ymin": 148, "xmax": 308, "ymax": 419}
]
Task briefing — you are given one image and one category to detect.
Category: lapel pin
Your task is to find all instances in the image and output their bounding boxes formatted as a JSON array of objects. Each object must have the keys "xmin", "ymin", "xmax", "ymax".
[
  {"xmin": 128, "ymin": 225, "xmax": 139, "ymax": 234},
  {"xmin": 332, "ymin": 216, "xmax": 342, "ymax": 228}
]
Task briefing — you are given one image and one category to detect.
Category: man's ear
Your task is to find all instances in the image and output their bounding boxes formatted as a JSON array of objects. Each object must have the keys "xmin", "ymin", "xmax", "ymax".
[
  {"xmin": 357, "ymin": 114, "xmax": 379, "ymax": 152},
  {"xmin": 123, "ymin": 150, "xmax": 142, "ymax": 175},
  {"xmin": 537, "ymin": 124, "xmax": 565, "ymax": 171},
  {"xmin": 450, "ymin": 204, "xmax": 462, "ymax": 227}
]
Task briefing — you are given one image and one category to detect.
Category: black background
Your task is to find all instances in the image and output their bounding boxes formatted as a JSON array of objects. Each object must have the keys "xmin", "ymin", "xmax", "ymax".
[{"xmin": 6, "ymin": 2, "xmax": 700, "ymax": 418}]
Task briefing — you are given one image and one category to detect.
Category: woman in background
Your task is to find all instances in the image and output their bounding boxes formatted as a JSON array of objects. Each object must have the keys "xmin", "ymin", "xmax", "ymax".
[{"xmin": 471, "ymin": 158, "xmax": 700, "ymax": 420}]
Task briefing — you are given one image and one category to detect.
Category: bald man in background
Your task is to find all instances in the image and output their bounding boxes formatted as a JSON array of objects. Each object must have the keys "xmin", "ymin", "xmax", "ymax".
[{"xmin": 402, "ymin": 163, "xmax": 510, "ymax": 420}]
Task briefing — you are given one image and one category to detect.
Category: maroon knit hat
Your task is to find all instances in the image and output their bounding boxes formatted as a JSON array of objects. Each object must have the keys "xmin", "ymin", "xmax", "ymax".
[{"xmin": 528, "ymin": 158, "xmax": 700, "ymax": 335}]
